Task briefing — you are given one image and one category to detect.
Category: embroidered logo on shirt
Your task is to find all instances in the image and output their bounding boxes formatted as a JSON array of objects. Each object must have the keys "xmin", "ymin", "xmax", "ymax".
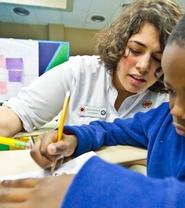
[
  {"xmin": 143, "ymin": 100, "xmax": 152, "ymax": 109},
  {"xmin": 80, "ymin": 107, "xmax": 85, "ymax": 112},
  {"xmin": 79, "ymin": 106, "xmax": 107, "ymax": 118},
  {"xmin": 100, "ymin": 110, "xmax": 106, "ymax": 116}
]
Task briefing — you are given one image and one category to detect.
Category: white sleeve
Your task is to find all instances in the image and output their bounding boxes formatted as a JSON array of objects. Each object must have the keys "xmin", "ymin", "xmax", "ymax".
[{"xmin": 4, "ymin": 58, "xmax": 75, "ymax": 132}]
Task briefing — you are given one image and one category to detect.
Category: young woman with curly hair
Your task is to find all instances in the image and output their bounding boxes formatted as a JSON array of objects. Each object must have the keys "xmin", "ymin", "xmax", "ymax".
[{"xmin": 0, "ymin": 0, "xmax": 183, "ymax": 137}]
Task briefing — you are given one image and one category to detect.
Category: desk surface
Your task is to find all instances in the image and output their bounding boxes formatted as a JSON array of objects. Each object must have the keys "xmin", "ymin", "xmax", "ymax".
[
  {"xmin": 0, "ymin": 145, "xmax": 147, "ymax": 176},
  {"xmin": 96, "ymin": 145, "xmax": 147, "ymax": 164},
  {"xmin": 15, "ymin": 128, "xmax": 54, "ymax": 137},
  {"xmin": 14, "ymin": 128, "xmax": 147, "ymax": 165}
]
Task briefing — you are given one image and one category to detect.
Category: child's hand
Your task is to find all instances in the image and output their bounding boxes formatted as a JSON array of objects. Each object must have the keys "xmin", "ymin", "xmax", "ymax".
[
  {"xmin": 0, "ymin": 174, "xmax": 74, "ymax": 208},
  {"xmin": 30, "ymin": 130, "xmax": 77, "ymax": 169}
]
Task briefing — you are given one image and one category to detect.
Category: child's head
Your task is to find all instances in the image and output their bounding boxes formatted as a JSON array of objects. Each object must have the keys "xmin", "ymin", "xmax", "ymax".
[
  {"xmin": 96, "ymin": 0, "xmax": 182, "ymax": 93},
  {"xmin": 162, "ymin": 15, "xmax": 185, "ymax": 136}
]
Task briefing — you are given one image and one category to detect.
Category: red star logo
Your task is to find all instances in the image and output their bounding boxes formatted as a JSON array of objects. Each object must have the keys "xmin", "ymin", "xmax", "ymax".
[
  {"xmin": 143, "ymin": 100, "xmax": 152, "ymax": 109},
  {"xmin": 80, "ymin": 106, "xmax": 85, "ymax": 112}
]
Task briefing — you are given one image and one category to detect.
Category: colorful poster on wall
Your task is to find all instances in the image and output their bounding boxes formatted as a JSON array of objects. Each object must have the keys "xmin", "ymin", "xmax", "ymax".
[
  {"xmin": 0, "ymin": 38, "xmax": 38, "ymax": 103},
  {"xmin": 0, "ymin": 39, "xmax": 70, "ymax": 103},
  {"xmin": 39, "ymin": 41, "xmax": 69, "ymax": 76}
]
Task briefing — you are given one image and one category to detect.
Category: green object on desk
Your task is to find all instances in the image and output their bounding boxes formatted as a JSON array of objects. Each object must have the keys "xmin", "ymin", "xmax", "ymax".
[
  {"xmin": 0, "ymin": 144, "xmax": 9, "ymax": 151},
  {"xmin": 0, "ymin": 136, "xmax": 28, "ymax": 149}
]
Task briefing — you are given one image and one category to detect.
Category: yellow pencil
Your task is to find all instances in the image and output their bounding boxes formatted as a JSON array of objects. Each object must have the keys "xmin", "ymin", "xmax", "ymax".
[
  {"xmin": 51, "ymin": 91, "xmax": 70, "ymax": 174},
  {"xmin": 57, "ymin": 91, "xmax": 70, "ymax": 141},
  {"xmin": 0, "ymin": 136, "xmax": 31, "ymax": 149}
]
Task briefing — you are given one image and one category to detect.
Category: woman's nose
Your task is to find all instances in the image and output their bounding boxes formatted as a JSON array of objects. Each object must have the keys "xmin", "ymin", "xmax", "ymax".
[{"xmin": 136, "ymin": 55, "xmax": 151, "ymax": 74}]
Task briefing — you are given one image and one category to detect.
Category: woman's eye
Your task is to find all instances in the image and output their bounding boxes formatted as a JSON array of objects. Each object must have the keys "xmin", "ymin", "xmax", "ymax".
[
  {"xmin": 152, "ymin": 56, "xmax": 161, "ymax": 63},
  {"xmin": 129, "ymin": 48, "xmax": 141, "ymax": 55}
]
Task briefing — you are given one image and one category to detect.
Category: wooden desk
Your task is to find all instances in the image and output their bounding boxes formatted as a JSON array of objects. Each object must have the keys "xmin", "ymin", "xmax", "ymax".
[
  {"xmin": 97, "ymin": 145, "xmax": 146, "ymax": 164},
  {"xmin": 15, "ymin": 129, "xmax": 147, "ymax": 167},
  {"xmin": 15, "ymin": 127, "xmax": 54, "ymax": 137},
  {"xmin": 0, "ymin": 145, "xmax": 147, "ymax": 177}
]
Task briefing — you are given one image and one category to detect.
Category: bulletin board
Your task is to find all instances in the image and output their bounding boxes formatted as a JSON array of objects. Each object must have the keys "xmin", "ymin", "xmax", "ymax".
[{"xmin": 0, "ymin": 38, "xmax": 70, "ymax": 103}]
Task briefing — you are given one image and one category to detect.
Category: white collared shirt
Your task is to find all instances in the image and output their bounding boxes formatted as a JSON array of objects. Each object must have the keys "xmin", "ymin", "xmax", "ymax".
[{"xmin": 4, "ymin": 55, "xmax": 169, "ymax": 132}]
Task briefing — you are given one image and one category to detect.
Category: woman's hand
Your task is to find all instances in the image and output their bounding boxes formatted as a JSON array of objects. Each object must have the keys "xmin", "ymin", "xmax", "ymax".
[{"xmin": 30, "ymin": 130, "xmax": 77, "ymax": 169}]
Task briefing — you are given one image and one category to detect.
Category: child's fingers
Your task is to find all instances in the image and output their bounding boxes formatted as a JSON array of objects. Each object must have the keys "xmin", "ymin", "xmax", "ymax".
[
  {"xmin": 30, "ymin": 139, "xmax": 52, "ymax": 168},
  {"xmin": 47, "ymin": 141, "xmax": 66, "ymax": 155},
  {"xmin": 1, "ymin": 178, "xmax": 40, "ymax": 188},
  {"xmin": 47, "ymin": 134, "xmax": 77, "ymax": 158},
  {"xmin": 0, "ymin": 203, "xmax": 26, "ymax": 208},
  {"xmin": 39, "ymin": 131, "xmax": 58, "ymax": 157},
  {"xmin": 0, "ymin": 188, "xmax": 30, "ymax": 202}
]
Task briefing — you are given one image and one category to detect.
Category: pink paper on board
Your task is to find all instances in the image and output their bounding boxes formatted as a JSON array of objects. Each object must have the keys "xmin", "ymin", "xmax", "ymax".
[
  {"xmin": 0, "ymin": 55, "xmax": 6, "ymax": 69},
  {"xmin": 0, "ymin": 81, "xmax": 8, "ymax": 94}
]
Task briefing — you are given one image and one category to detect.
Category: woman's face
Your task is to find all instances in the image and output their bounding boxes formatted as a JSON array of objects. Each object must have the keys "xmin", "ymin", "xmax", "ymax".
[{"xmin": 114, "ymin": 22, "xmax": 162, "ymax": 93}]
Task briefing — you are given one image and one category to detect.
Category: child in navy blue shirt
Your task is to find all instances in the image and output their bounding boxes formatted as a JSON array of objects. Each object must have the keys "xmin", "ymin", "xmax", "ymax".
[{"xmin": 2, "ymin": 10, "xmax": 185, "ymax": 208}]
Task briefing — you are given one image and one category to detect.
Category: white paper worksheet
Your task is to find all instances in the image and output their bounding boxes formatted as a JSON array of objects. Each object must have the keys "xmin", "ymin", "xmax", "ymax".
[{"xmin": 0, "ymin": 150, "xmax": 96, "ymax": 180}]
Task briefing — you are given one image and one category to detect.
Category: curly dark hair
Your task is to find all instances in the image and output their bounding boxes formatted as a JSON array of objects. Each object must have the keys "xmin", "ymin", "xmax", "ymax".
[
  {"xmin": 96, "ymin": 0, "xmax": 183, "ymax": 92},
  {"xmin": 167, "ymin": 15, "xmax": 185, "ymax": 47}
]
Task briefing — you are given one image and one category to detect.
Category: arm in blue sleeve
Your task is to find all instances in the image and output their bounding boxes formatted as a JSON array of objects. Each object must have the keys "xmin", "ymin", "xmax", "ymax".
[
  {"xmin": 64, "ymin": 114, "xmax": 149, "ymax": 156},
  {"xmin": 61, "ymin": 156, "xmax": 185, "ymax": 208},
  {"xmin": 64, "ymin": 117, "xmax": 147, "ymax": 156},
  {"xmin": 64, "ymin": 103, "xmax": 169, "ymax": 156}
]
